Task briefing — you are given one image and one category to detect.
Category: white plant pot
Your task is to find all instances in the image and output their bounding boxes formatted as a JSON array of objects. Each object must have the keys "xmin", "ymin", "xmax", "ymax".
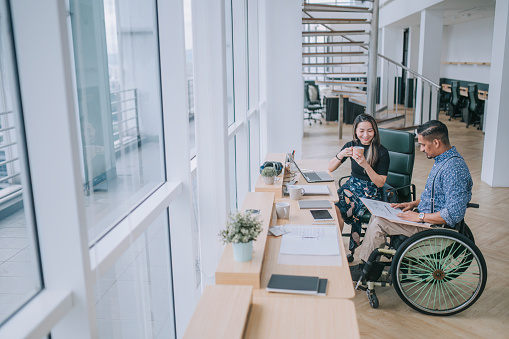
[
  {"xmin": 232, "ymin": 241, "xmax": 253, "ymax": 262},
  {"xmin": 262, "ymin": 176, "xmax": 275, "ymax": 185}
]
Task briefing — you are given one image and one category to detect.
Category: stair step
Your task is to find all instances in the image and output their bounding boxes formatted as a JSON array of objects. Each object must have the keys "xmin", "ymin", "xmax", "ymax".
[
  {"xmin": 315, "ymin": 81, "xmax": 367, "ymax": 85},
  {"xmin": 302, "ymin": 42, "xmax": 368, "ymax": 47},
  {"xmin": 331, "ymin": 89, "xmax": 367, "ymax": 95},
  {"xmin": 302, "ymin": 62, "xmax": 366, "ymax": 66},
  {"xmin": 303, "ymin": 52, "xmax": 367, "ymax": 58},
  {"xmin": 302, "ymin": 30, "xmax": 369, "ymax": 37},
  {"xmin": 302, "ymin": 72, "xmax": 367, "ymax": 75},
  {"xmin": 303, "ymin": 4, "xmax": 372, "ymax": 13},
  {"xmin": 303, "ymin": 18, "xmax": 370, "ymax": 25}
]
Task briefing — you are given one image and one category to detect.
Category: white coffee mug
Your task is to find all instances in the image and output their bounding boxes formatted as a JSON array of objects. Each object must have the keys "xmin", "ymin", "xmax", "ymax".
[
  {"xmin": 289, "ymin": 187, "xmax": 305, "ymax": 200},
  {"xmin": 275, "ymin": 202, "xmax": 290, "ymax": 219}
]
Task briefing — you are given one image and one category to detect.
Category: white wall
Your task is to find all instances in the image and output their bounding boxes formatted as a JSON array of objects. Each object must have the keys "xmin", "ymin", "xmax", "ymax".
[
  {"xmin": 440, "ymin": 16, "xmax": 494, "ymax": 83},
  {"xmin": 262, "ymin": 0, "xmax": 303, "ymax": 158}
]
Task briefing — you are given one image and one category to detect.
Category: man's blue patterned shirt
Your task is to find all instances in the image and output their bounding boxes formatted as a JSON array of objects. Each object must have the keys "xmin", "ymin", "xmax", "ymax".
[{"xmin": 417, "ymin": 146, "xmax": 473, "ymax": 226}]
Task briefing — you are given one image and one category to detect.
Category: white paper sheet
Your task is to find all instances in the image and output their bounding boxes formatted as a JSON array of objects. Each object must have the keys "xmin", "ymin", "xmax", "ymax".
[
  {"xmin": 279, "ymin": 224, "xmax": 340, "ymax": 256},
  {"xmin": 287, "ymin": 185, "xmax": 330, "ymax": 195},
  {"xmin": 360, "ymin": 198, "xmax": 429, "ymax": 227}
]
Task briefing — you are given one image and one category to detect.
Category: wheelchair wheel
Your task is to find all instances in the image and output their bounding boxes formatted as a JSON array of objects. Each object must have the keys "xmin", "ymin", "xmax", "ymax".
[
  {"xmin": 391, "ymin": 229, "xmax": 487, "ymax": 316},
  {"xmin": 367, "ymin": 289, "xmax": 379, "ymax": 309}
]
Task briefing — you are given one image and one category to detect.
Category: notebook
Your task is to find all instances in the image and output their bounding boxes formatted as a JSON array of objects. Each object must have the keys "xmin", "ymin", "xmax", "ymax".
[
  {"xmin": 266, "ymin": 274, "xmax": 320, "ymax": 295},
  {"xmin": 287, "ymin": 185, "xmax": 330, "ymax": 195},
  {"xmin": 287, "ymin": 154, "xmax": 334, "ymax": 183},
  {"xmin": 298, "ymin": 200, "xmax": 333, "ymax": 209}
]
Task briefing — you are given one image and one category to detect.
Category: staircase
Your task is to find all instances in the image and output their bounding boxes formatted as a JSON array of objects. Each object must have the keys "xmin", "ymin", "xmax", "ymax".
[
  {"xmin": 302, "ymin": 1, "xmax": 379, "ymax": 116},
  {"xmin": 302, "ymin": 1, "xmax": 441, "ymax": 130}
]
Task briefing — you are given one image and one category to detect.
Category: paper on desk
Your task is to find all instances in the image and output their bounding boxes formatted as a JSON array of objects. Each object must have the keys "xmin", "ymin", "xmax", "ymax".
[
  {"xmin": 279, "ymin": 224, "xmax": 340, "ymax": 256},
  {"xmin": 360, "ymin": 198, "xmax": 431, "ymax": 227}
]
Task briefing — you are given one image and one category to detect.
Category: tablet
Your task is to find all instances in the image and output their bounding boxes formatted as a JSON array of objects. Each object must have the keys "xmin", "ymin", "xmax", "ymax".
[{"xmin": 310, "ymin": 209, "xmax": 334, "ymax": 221}]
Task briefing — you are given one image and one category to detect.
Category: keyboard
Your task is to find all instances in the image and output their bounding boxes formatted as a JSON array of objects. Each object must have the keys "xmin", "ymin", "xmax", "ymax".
[{"xmin": 304, "ymin": 172, "xmax": 322, "ymax": 181}]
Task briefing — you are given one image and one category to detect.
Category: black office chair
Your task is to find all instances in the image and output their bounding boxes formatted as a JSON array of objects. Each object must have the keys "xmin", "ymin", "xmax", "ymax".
[
  {"xmin": 466, "ymin": 84, "xmax": 484, "ymax": 129},
  {"xmin": 448, "ymin": 81, "xmax": 466, "ymax": 121},
  {"xmin": 304, "ymin": 81, "xmax": 323, "ymax": 125},
  {"xmin": 341, "ymin": 128, "xmax": 416, "ymax": 262},
  {"xmin": 439, "ymin": 87, "xmax": 451, "ymax": 114}
]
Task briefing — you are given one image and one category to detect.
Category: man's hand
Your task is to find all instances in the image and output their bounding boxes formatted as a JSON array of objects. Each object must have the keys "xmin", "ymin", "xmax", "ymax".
[
  {"xmin": 397, "ymin": 210, "xmax": 420, "ymax": 222},
  {"xmin": 391, "ymin": 201, "xmax": 415, "ymax": 212}
]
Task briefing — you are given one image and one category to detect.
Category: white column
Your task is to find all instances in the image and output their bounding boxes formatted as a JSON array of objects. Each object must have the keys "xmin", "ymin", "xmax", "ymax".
[
  {"xmin": 379, "ymin": 27, "xmax": 399, "ymax": 111},
  {"xmin": 261, "ymin": 0, "xmax": 302, "ymax": 158},
  {"xmin": 191, "ymin": 0, "xmax": 230, "ymax": 285},
  {"xmin": 415, "ymin": 9, "xmax": 442, "ymax": 125},
  {"xmin": 481, "ymin": 0, "xmax": 509, "ymax": 187}
]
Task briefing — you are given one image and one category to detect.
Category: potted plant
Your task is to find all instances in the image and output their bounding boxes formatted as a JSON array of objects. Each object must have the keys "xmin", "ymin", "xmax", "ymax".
[
  {"xmin": 261, "ymin": 166, "xmax": 277, "ymax": 185},
  {"xmin": 219, "ymin": 211, "xmax": 263, "ymax": 262}
]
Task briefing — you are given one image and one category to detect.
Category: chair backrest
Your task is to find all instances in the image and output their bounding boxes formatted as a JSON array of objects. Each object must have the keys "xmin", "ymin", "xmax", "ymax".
[
  {"xmin": 379, "ymin": 128, "xmax": 415, "ymax": 202},
  {"xmin": 468, "ymin": 84, "xmax": 479, "ymax": 112},
  {"xmin": 451, "ymin": 81, "xmax": 460, "ymax": 106}
]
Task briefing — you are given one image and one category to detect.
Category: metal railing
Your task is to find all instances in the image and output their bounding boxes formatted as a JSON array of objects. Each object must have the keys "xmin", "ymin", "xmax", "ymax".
[
  {"xmin": 375, "ymin": 53, "xmax": 441, "ymax": 128},
  {"xmin": 0, "ymin": 110, "xmax": 21, "ymax": 188},
  {"xmin": 110, "ymin": 89, "xmax": 141, "ymax": 152}
]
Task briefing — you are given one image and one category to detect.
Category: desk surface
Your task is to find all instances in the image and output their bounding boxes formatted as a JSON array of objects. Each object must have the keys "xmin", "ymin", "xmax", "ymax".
[
  {"xmin": 245, "ymin": 296, "xmax": 360, "ymax": 339},
  {"xmin": 254, "ymin": 198, "xmax": 355, "ymax": 299}
]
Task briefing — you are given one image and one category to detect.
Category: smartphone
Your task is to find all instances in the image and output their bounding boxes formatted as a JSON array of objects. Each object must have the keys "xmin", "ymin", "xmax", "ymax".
[{"xmin": 310, "ymin": 209, "xmax": 334, "ymax": 221}]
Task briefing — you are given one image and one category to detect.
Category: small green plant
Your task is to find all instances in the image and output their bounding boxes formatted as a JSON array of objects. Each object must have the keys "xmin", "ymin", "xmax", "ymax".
[
  {"xmin": 261, "ymin": 166, "xmax": 277, "ymax": 177},
  {"xmin": 219, "ymin": 211, "xmax": 263, "ymax": 244}
]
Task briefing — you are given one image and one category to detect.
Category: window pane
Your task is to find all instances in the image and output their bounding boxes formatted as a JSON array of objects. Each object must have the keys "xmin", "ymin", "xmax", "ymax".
[
  {"xmin": 228, "ymin": 137, "xmax": 237, "ymax": 211},
  {"xmin": 225, "ymin": 0, "xmax": 235, "ymax": 126},
  {"xmin": 94, "ymin": 213, "xmax": 175, "ymax": 338},
  {"xmin": 70, "ymin": 0, "xmax": 165, "ymax": 242},
  {"xmin": 183, "ymin": 0, "xmax": 196, "ymax": 159},
  {"xmin": 0, "ymin": 0, "xmax": 42, "ymax": 324}
]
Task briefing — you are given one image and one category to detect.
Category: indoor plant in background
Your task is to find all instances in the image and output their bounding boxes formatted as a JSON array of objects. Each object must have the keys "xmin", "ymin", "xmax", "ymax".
[
  {"xmin": 261, "ymin": 166, "xmax": 277, "ymax": 185},
  {"xmin": 219, "ymin": 211, "xmax": 263, "ymax": 262}
]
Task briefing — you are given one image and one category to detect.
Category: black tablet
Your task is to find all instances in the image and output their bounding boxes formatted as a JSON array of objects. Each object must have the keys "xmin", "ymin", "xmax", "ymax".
[{"xmin": 310, "ymin": 209, "xmax": 334, "ymax": 221}]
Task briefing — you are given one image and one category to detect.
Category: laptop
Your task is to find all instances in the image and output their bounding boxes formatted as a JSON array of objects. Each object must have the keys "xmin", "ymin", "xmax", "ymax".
[{"xmin": 287, "ymin": 154, "xmax": 334, "ymax": 183}]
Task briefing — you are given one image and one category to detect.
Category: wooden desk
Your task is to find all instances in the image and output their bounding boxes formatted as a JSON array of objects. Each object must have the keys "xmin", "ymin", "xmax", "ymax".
[
  {"xmin": 216, "ymin": 192, "xmax": 275, "ymax": 288},
  {"xmin": 254, "ymin": 198, "xmax": 355, "ymax": 300},
  {"xmin": 441, "ymin": 83, "xmax": 488, "ymax": 100},
  {"xmin": 245, "ymin": 296, "xmax": 360, "ymax": 339},
  {"xmin": 183, "ymin": 285, "xmax": 252, "ymax": 339},
  {"xmin": 286, "ymin": 158, "xmax": 338, "ymax": 202}
]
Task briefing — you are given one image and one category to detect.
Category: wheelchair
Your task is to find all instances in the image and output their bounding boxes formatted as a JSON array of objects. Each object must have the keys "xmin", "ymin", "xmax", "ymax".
[{"xmin": 353, "ymin": 203, "xmax": 487, "ymax": 316}]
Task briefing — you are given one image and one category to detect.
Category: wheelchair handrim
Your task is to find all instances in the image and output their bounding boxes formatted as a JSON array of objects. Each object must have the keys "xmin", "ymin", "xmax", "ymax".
[{"xmin": 395, "ymin": 234, "xmax": 485, "ymax": 315}]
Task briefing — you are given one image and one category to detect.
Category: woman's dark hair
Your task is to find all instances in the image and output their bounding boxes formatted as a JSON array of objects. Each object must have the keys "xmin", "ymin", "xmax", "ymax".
[{"xmin": 352, "ymin": 114, "xmax": 380, "ymax": 167}]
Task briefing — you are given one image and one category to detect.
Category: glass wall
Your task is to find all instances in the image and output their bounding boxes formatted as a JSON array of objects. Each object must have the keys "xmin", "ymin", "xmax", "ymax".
[
  {"xmin": 0, "ymin": 0, "xmax": 43, "ymax": 325},
  {"xmin": 183, "ymin": 0, "xmax": 197, "ymax": 158},
  {"xmin": 69, "ymin": 0, "xmax": 165, "ymax": 243},
  {"xmin": 94, "ymin": 213, "xmax": 174, "ymax": 339}
]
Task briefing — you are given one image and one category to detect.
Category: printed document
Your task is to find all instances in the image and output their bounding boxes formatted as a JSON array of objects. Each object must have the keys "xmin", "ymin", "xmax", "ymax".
[
  {"xmin": 360, "ymin": 198, "xmax": 431, "ymax": 227},
  {"xmin": 279, "ymin": 224, "xmax": 340, "ymax": 256}
]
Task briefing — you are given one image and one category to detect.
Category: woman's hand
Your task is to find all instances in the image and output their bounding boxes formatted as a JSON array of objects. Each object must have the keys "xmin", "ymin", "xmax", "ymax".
[
  {"xmin": 352, "ymin": 151, "xmax": 368, "ymax": 168},
  {"xmin": 339, "ymin": 147, "xmax": 353, "ymax": 159}
]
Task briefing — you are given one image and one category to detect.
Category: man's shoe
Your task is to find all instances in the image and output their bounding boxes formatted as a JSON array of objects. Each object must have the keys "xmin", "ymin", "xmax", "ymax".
[{"xmin": 349, "ymin": 263, "xmax": 364, "ymax": 282}]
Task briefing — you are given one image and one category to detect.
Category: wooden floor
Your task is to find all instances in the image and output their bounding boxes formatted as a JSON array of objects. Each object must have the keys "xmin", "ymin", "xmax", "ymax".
[{"xmin": 302, "ymin": 114, "xmax": 509, "ymax": 338}]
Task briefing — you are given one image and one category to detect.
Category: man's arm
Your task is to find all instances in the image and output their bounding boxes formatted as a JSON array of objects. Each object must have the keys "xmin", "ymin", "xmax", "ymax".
[{"xmin": 397, "ymin": 210, "xmax": 446, "ymax": 224}]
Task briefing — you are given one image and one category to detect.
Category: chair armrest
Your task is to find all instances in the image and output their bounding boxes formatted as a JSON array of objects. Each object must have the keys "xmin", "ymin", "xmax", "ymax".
[
  {"xmin": 467, "ymin": 203, "xmax": 479, "ymax": 208},
  {"xmin": 385, "ymin": 183, "xmax": 417, "ymax": 202},
  {"xmin": 338, "ymin": 175, "xmax": 350, "ymax": 186}
]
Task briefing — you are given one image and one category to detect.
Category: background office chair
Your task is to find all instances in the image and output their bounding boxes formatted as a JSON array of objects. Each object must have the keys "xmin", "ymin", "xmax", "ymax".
[
  {"xmin": 304, "ymin": 81, "xmax": 323, "ymax": 125},
  {"xmin": 439, "ymin": 86, "xmax": 451, "ymax": 114},
  {"xmin": 341, "ymin": 128, "xmax": 416, "ymax": 262},
  {"xmin": 466, "ymin": 84, "xmax": 484, "ymax": 129},
  {"xmin": 448, "ymin": 81, "xmax": 466, "ymax": 121}
]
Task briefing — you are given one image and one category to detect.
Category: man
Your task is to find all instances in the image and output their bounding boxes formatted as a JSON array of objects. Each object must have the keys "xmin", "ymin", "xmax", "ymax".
[{"xmin": 350, "ymin": 120, "xmax": 473, "ymax": 280}]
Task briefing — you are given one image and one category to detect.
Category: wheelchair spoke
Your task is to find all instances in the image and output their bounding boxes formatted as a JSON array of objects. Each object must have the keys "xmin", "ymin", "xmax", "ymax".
[{"xmin": 441, "ymin": 280, "xmax": 460, "ymax": 308}]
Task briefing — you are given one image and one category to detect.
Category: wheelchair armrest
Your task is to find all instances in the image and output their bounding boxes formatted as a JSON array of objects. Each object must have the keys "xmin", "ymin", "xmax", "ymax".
[
  {"xmin": 467, "ymin": 203, "xmax": 479, "ymax": 209},
  {"xmin": 339, "ymin": 175, "xmax": 350, "ymax": 186}
]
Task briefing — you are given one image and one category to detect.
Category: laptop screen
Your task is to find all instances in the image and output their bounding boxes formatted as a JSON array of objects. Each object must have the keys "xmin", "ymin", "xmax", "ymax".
[{"xmin": 286, "ymin": 153, "xmax": 307, "ymax": 177}]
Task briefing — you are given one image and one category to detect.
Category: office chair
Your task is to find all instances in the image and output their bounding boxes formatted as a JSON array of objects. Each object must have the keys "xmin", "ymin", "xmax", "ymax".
[
  {"xmin": 439, "ymin": 87, "xmax": 451, "ymax": 114},
  {"xmin": 466, "ymin": 84, "xmax": 484, "ymax": 130},
  {"xmin": 341, "ymin": 128, "xmax": 416, "ymax": 262},
  {"xmin": 449, "ymin": 81, "xmax": 466, "ymax": 121},
  {"xmin": 304, "ymin": 81, "xmax": 323, "ymax": 125}
]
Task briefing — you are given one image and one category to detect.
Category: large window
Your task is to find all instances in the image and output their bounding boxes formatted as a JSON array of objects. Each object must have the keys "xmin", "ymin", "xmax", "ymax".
[
  {"xmin": 69, "ymin": 0, "xmax": 165, "ymax": 243},
  {"xmin": 0, "ymin": 0, "xmax": 43, "ymax": 325}
]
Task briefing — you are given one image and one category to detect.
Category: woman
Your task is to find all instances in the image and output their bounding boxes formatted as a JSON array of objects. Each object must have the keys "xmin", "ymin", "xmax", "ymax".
[{"xmin": 328, "ymin": 114, "xmax": 390, "ymax": 255}]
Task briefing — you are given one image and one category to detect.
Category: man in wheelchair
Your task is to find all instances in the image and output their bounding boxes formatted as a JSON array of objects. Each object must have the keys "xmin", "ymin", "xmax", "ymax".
[{"xmin": 350, "ymin": 120, "xmax": 473, "ymax": 281}]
